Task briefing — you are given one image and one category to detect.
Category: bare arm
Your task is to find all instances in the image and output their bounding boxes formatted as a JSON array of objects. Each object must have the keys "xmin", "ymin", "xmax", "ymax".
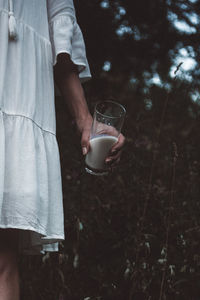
[
  {"xmin": 54, "ymin": 53, "xmax": 92, "ymax": 155},
  {"xmin": 54, "ymin": 53, "xmax": 125, "ymax": 164}
]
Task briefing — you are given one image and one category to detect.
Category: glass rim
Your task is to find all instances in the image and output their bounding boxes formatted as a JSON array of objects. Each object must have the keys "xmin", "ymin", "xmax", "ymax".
[{"xmin": 95, "ymin": 100, "xmax": 126, "ymax": 119}]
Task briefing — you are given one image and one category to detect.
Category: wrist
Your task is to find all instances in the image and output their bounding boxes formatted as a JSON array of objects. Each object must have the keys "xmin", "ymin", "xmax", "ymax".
[{"xmin": 76, "ymin": 112, "xmax": 93, "ymax": 134}]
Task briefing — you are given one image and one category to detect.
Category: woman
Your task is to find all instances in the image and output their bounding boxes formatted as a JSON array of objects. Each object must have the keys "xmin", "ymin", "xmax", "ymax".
[{"xmin": 0, "ymin": 0, "xmax": 125, "ymax": 299}]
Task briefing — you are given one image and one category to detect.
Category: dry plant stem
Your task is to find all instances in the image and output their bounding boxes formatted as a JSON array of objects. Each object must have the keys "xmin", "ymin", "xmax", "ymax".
[
  {"xmin": 128, "ymin": 92, "xmax": 170, "ymax": 300},
  {"xmin": 158, "ymin": 143, "xmax": 178, "ymax": 300},
  {"xmin": 129, "ymin": 65, "xmax": 181, "ymax": 299},
  {"xmin": 140, "ymin": 91, "xmax": 170, "ymax": 233},
  {"xmin": 142, "ymin": 88, "xmax": 171, "ymax": 229}
]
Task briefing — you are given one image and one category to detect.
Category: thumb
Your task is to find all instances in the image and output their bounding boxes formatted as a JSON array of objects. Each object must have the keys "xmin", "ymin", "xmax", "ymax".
[{"xmin": 81, "ymin": 129, "xmax": 90, "ymax": 155}]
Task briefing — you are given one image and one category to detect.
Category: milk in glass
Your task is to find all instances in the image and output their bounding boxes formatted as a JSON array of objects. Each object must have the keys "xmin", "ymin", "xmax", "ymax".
[{"xmin": 85, "ymin": 135, "xmax": 118, "ymax": 170}]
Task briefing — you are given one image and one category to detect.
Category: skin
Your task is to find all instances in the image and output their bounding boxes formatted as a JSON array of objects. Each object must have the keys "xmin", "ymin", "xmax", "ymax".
[
  {"xmin": 0, "ymin": 229, "xmax": 20, "ymax": 300},
  {"xmin": 54, "ymin": 53, "xmax": 125, "ymax": 167}
]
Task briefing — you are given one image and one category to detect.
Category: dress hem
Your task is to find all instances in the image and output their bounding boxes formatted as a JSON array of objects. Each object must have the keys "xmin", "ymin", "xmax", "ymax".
[
  {"xmin": 0, "ymin": 223, "xmax": 65, "ymax": 255},
  {"xmin": 0, "ymin": 223, "xmax": 64, "ymax": 240}
]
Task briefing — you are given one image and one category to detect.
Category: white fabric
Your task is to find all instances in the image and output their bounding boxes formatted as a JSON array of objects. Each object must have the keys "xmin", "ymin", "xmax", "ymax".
[
  {"xmin": 0, "ymin": 0, "xmax": 91, "ymax": 255},
  {"xmin": 47, "ymin": 0, "xmax": 91, "ymax": 82}
]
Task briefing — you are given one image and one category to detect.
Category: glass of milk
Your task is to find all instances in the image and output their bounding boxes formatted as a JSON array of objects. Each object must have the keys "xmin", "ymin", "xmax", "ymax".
[{"xmin": 85, "ymin": 100, "xmax": 126, "ymax": 175}]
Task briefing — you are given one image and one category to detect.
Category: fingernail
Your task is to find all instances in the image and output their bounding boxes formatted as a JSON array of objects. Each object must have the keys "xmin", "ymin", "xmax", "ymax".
[
  {"xmin": 105, "ymin": 158, "xmax": 111, "ymax": 163},
  {"xmin": 82, "ymin": 147, "xmax": 87, "ymax": 155}
]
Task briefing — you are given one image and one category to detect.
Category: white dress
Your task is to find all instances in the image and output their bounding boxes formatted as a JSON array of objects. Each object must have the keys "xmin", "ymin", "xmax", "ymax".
[{"xmin": 0, "ymin": 0, "xmax": 91, "ymax": 255}]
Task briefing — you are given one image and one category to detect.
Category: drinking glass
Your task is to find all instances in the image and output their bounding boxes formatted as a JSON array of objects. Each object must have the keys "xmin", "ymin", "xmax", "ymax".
[{"xmin": 85, "ymin": 100, "xmax": 126, "ymax": 176}]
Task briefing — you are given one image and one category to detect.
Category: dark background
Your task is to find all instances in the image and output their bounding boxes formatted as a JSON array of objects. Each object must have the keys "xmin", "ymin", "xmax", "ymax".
[{"xmin": 20, "ymin": 0, "xmax": 200, "ymax": 299}]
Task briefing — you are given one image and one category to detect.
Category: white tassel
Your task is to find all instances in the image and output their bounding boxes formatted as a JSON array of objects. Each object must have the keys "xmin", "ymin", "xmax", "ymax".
[{"xmin": 8, "ymin": 11, "xmax": 17, "ymax": 39}]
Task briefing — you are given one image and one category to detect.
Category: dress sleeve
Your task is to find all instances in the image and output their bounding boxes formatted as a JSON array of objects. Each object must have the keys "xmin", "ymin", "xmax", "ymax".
[{"xmin": 47, "ymin": 0, "xmax": 91, "ymax": 82}]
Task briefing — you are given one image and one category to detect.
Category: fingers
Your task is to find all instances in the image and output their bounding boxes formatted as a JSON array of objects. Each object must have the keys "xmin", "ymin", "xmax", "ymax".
[
  {"xmin": 106, "ymin": 133, "xmax": 125, "ymax": 161},
  {"xmin": 108, "ymin": 157, "xmax": 121, "ymax": 173},
  {"xmin": 110, "ymin": 133, "xmax": 125, "ymax": 154},
  {"xmin": 81, "ymin": 125, "xmax": 125, "ymax": 172},
  {"xmin": 81, "ymin": 128, "xmax": 90, "ymax": 155},
  {"xmin": 104, "ymin": 133, "xmax": 125, "ymax": 167},
  {"xmin": 105, "ymin": 150, "xmax": 122, "ymax": 164}
]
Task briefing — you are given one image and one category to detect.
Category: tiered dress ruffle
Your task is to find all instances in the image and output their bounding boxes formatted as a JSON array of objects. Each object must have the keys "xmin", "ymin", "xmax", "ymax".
[{"xmin": 0, "ymin": 0, "xmax": 91, "ymax": 255}]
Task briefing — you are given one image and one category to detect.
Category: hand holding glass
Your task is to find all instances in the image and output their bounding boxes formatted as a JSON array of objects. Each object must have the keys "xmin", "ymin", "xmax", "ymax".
[{"xmin": 85, "ymin": 100, "xmax": 126, "ymax": 176}]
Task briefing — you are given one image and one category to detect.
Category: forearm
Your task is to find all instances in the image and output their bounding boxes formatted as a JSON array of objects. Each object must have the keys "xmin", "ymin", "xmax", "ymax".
[
  {"xmin": 53, "ymin": 54, "xmax": 92, "ymax": 132},
  {"xmin": 53, "ymin": 54, "xmax": 125, "ymax": 161}
]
